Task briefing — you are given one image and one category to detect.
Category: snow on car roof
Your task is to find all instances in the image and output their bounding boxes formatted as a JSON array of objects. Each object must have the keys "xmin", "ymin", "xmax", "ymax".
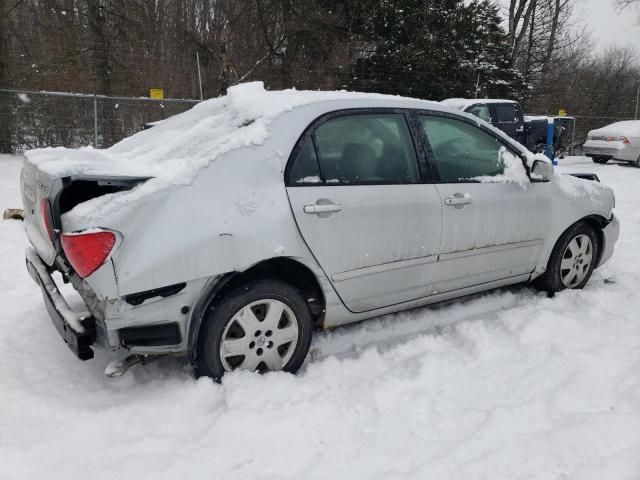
[
  {"xmin": 25, "ymin": 82, "xmax": 455, "ymax": 220},
  {"xmin": 589, "ymin": 120, "xmax": 640, "ymax": 137},
  {"xmin": 25, "ymin": 81, "xmax": 447, "ymax": 182},
  {"xmin": 441, "ymin": 98, "xmax": 518, "ymax": 110}
]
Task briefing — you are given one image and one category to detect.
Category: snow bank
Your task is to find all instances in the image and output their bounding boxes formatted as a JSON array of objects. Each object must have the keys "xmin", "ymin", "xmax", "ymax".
[{"xmin": 2, "ymin": 155, "xmax": 640, "ymax": 479}]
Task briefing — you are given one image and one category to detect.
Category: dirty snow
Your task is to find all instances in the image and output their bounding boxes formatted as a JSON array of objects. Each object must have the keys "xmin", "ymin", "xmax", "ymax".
[{"xmin": 2, "ymin": 154, "xmax": 640, "ymax": 479}]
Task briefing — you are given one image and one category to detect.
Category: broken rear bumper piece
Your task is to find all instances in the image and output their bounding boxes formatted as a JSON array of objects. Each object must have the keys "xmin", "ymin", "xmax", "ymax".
[{"xmin": 26, "ymin": 247, "xmax": 96, "ymax": 360}]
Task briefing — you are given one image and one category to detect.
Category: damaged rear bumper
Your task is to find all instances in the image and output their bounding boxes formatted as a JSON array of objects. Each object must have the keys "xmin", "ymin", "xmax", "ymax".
[{"xmin": 26, "ymin": 248, "xmax": 96, "ymax": 360}]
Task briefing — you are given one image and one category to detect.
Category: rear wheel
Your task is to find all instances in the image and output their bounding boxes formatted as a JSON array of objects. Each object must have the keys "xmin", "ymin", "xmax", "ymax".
[
  {"xmin": 195, "ymin": 279, "xmax": 313, "ymax": 380},
  {"xmin": 592, "ymin": 156, "xmax": 609, "ymax": 164},
  {"xmin": 534, "ymin": 222, "xmax": 600, "ymax": 293},
  {"xmin": 634, "ymin": 155, "xmax": 640, "ymax": 168}
]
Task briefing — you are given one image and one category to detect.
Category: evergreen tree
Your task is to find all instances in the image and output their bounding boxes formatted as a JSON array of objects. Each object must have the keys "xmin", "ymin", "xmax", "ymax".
[{"xmin": 345, "ymin": 0, "xmax": 524, "ymax": 100}]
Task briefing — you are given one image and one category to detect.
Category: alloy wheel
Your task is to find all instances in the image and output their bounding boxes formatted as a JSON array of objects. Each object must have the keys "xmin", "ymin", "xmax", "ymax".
[
  {"xmin": 219, "ymin": 299, "xmax": 299, "ymax": 373},
  {"xmin": 560, "ymin": 234, "xmax": 593, "ymax": 288}
]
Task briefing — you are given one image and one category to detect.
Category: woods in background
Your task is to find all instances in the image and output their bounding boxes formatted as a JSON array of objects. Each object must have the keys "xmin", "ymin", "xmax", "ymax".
[{"xmin": 0, "ymin": 0, "xmax": 638, "ymax": 149}]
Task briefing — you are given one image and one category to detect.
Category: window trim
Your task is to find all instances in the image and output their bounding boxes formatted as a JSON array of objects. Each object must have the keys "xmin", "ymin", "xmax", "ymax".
[
  {"xmin": 411, "ymin": 109, "xmax": 529, "ymax": 184},
  {"xmin": 284, "ymin": 108, "xmax": 431, "ymax": 187}
]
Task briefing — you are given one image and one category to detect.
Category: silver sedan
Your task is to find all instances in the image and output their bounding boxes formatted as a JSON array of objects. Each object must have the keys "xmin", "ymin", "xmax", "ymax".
[
  {"xmin": 583, "ymin": 120, "xmax": 640, "ymax": 166},
  {"xmin": 20, "ymin": 84, "xmax": 620, "ymax": 379}
]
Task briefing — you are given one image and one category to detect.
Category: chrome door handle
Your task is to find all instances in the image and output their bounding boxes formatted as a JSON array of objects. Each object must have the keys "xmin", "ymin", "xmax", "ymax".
[
  {"xmin": 516, "ymin": 126, "xmax": 524, "ymax": 133},
  {"xmin": 303, "ymin": 203, "xmax": 342, "ymax": 215},
  {"xmin": 444, "ymin": 194, "xmax": 473, "ymax": 207}
]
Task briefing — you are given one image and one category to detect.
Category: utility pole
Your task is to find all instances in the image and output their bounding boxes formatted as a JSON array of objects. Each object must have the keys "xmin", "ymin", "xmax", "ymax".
[
  {"xmin": 635, "ymin": 82, "xmax": 639, "ymax": 120},
  {"xmin": 196, "ymin": 51, "xmax": 203, "ymax": 100}
]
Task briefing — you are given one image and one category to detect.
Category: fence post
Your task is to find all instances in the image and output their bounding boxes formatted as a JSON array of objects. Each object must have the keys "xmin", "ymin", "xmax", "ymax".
[
  {"xmin": 570, "ymin": 117, "xmax": 576, "ymax": 157},
  {"xmin": 93, "ymin": 95, "xmax": 98, "ymax": 148}
]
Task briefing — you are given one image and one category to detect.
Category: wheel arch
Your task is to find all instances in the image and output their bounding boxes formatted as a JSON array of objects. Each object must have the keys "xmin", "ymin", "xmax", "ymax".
[
  {"xmin": 187, "ymin": 257, "xmax": 326, "ymax": 361},
  {"xmin": 551, "ymin": 214, "xmax": 607, "ymax": 269}
]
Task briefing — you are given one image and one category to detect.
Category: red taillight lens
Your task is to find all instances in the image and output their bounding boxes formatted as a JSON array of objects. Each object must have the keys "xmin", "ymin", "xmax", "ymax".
[
  {"xmin": 40, "ymin": 198, "xmax": 54, "ymax": 240},
  {"xmin": 61, "ymin": 230, "xmax": 116, "ymax": 278},
  {"xmin": 622, "ymin": 136, "xmax": 630, "ymax": 144}
]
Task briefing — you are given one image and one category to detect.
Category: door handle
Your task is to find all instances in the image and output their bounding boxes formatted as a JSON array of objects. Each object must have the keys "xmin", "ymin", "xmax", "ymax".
[
  {"xmin": 303, "ymin": 201, "xmax": 342, "ymax": 215},
  {"xmin": 444, "ymin": 194, "xmax": 473, "ymax": 208},
  {"xmin": 516, "ymin": 126, "xmax": 524, "ymax": 133}
]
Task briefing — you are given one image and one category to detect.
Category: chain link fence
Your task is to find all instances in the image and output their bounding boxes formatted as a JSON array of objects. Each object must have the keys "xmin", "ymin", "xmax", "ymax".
[
  {"xmin": 0, "ymin": 89, "xmax": 200, "ymax": 152},
  {"xmin": 0, "ymin": 88, "xmax": 636, "ymax": 155}
]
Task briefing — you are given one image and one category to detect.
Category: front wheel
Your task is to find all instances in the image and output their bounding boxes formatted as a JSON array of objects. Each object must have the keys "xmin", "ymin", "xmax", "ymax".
[
  {"xmin": 534, "ymin": 222, "xmax": 600, "ymax": 293},
  {"xmin": 592, "ymin": 156, "xmax": 609, "ymax": 164},
  {"xmin": 195, "ymin": 279, "xmax": 313, "ymax": 380}
]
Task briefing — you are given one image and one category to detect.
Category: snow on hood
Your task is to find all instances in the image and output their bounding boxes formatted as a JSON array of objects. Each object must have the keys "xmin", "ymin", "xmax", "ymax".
[
  {"xmin": 552, "ymin": 171, "xmax": 614, "ymax": 210},
  {"xmin": 588, "ymin": 120, "xmax": 640, "ymax": 138}
]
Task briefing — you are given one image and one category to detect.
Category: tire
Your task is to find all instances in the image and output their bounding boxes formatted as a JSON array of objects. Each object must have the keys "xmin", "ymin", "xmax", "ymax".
[
  {"xmin": 195, "ymin": 279, "xmax": 313, "ymax": 380},
  {"xmin": 634, "ymin": 156, "xmax": 640, "ymax": 168},
  {"xmin": 534, "ymin": 222, "xmax": 600, "ymax": 293},
  {"xmin": 592, "ymin": 156, "xmax": 609, "ymax": 164}
]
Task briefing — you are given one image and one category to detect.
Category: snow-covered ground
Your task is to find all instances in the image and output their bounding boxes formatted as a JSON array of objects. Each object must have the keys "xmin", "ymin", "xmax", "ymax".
[{"xmin": 1, "ymin": 154, "xmax": 640, "ymax": 480}]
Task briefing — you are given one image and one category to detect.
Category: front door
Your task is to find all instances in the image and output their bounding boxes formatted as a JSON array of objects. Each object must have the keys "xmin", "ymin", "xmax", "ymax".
[
  {"xmin": 416, "ymin": 113, "xmax": 551, "ymax": 294},
  {"xmin": 285, "ymin": 111, "xmax": 443, "ymax": 312}
]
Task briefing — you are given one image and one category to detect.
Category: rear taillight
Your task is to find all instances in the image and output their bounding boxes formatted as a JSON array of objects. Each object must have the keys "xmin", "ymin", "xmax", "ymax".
[
  {"xmin": 605, "ymin": 136, "xmax": 630, "ymax": 144},
  {"xmin": 61, "ymin": 230, "xmax": 116, "ymax": 278},
  {"xmin": 40, "ymin": 198, "xmax": 55, "ymax": 240}
]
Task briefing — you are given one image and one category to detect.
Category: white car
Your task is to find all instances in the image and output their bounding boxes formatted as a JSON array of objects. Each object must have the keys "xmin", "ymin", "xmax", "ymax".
[
  {"xmin": 583, "ymin": 120, "xmax": 640, "ymax": 166},
  {"xmin": 20, "ymin": 82, "xmax": 620, "ymax": 380}
]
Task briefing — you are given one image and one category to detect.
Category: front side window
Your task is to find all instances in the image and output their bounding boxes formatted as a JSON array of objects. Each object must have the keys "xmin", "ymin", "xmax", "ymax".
[
  {"xmin": 312, "ymin": 113, "xmax": 420, "ymax": 184},
  {"xmin": 419, "ymin": 115, "xmax": 507, "ymax": 182}
]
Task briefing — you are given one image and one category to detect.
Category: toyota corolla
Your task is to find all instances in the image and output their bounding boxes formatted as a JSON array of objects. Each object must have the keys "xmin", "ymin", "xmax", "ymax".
[{"xmin": 21, "ymin": 82, "xmax": 619, "ymax": 379}]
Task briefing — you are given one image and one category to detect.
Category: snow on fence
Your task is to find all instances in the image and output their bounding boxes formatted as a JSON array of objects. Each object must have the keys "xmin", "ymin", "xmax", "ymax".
[{"xmin": 0, "ymin": 89, "xmax": 200, "ymax": 151}]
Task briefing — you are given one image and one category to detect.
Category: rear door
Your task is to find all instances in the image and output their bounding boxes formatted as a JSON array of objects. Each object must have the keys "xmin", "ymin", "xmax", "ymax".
[
  {"xmin": 285, "ymin": 110, "xmax": 443, "ymax": 313},
  {"xmin": 416, "ymin": 112, "xmax": 550, "ymax": 294}
]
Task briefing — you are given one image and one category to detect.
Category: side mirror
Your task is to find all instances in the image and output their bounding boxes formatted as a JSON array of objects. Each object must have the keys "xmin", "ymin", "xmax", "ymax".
[{"xmin": 531, "ymin": 160, "xmax": 553, "ymax": 181}]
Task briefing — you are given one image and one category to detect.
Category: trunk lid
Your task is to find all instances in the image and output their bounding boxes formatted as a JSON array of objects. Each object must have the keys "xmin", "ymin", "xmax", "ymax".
[{"xmin": 20, "ymin": 157, "xmax": 147, "ymax": 266}]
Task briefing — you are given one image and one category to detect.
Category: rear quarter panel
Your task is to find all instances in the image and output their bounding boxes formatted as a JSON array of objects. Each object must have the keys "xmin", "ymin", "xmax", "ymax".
[{"xmin": 61, "ymin": 107, "xmax": 343, "ymax": 299}]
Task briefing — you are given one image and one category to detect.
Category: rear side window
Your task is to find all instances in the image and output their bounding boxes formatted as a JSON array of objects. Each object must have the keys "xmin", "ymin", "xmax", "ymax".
[
  {"xmin": 494, "ymin": 103, "xmax": 520, "ymax": 123},
  {"xmin": 313, "ymin": 113, "xmax": 420, "ymax": 184},
  {"xmin": 466, "ymin": 104, "xmax": 491, "ymax": 123},
  {"xmin": 288, "ymin": 137, "xmax": 322, "ymax": 184},
  {"xmin": 419, "ymin": 115, "xmax": 505, "ymax": 182}
]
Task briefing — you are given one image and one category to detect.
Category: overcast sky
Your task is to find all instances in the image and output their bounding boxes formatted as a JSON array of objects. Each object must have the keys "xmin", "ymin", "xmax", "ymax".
[{"xmin": 579, "ymin": 0, "xmax": 639, "ymax": 52}]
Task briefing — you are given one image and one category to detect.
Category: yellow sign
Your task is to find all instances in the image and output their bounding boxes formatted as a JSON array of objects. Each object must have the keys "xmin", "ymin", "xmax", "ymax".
[
  {"xmin": 558, "ymin": 108, "xmax": 567, "ymax": 117},
  {"xmin": 149, "ymin": 88, "xmax": 164, "ymax": 99}
]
